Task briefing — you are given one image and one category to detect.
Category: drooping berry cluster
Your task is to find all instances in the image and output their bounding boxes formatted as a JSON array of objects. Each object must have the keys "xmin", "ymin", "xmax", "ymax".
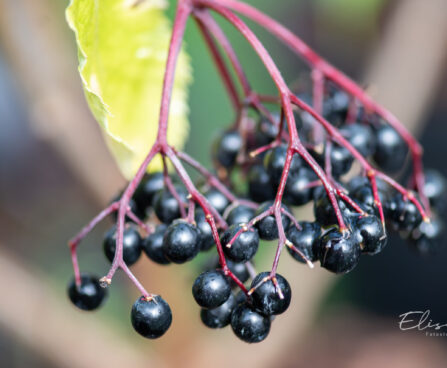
[{"xmin": 67, "ymin": 0, "xmax": 445, "ymax": 344}]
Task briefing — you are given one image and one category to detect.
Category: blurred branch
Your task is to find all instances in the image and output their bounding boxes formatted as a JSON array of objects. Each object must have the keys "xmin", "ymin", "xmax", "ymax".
[
  {"xmin": 0, "ymin": 248, "xmax": 166, "ymax": 368},
  {"xmin": 365, "ymin": 0, "xmax": 447, "ymax": 134},
  {"xmin": 0, "ymin": 0, "xmax": 125, "ymax": 206}
]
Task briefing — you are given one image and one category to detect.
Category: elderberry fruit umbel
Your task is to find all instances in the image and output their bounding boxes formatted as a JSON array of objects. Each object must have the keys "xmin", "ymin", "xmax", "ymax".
[{"xmin": 67, "ymin": 4, "xmax": 447, "ymax": 343}]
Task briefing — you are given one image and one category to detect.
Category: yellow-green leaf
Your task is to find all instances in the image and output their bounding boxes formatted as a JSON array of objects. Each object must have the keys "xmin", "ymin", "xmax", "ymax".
[{"xmin": 66, "ymin": 0, "xmax": 192, "ymax": 179}]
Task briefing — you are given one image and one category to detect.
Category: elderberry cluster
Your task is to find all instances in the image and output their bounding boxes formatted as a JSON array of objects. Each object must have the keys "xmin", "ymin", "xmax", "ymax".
[{"xmin": 68, "ymin": 86, "xmax": 446, "ymax": 344}]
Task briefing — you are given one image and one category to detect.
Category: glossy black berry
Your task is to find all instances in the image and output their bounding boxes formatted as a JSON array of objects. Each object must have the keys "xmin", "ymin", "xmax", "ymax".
[
  {"xmin": 351, "ymin": 215, "xmax": 387, "ymax": 255},
  {"xmin": 68, "ymin": 274, "xmax": 107, "ymax": 311},
  {"xmin": 264, "ymin": 145, "xmax": 303, "ymax": 185},
  {"xmin": 313, "ymin": 194, "xmax": 351, "ymax": 227},
  {"xmin": 192, "ymin": 270, "xmax": 231, "ymax": 309},
  {"xmin": 162, "ymin": 221, "xmax": 200, "ymax": 264},
  {"xmin": 133, "ymin": 172, "xmax": 164, "ymax": 214},
  {"xmin": 326, "ymin": 144, "xmax": 354, "ymax": 177},
  {"xmin": 195, "ymin": 209, "xmax": 214, "ymax": 251},
  {"xmin": 255, "ymin": 201, "xmax": 291, "ymax": 241},
  {"xmin": 131, "ymin": 295, "xmax": 172, "ymax": 339},
  {"xmin": 110, "ymin": 193, "xmax": 142, "ymax": 221},
  {"xmin": 318, "ymin": 229, "xmax": 361, "ymax": 274},
  {"xmin": 286, "ymin": 222, "xmax": 321, "ymax": 263},
  {"xmin": 226, "ymin": 205, "xmax": 255, "ymax": 226},
  {"xmin": 423, "ymin": 169, "xmax": 447, "ymax": 213},
  {"xmin": 204, "ymin": 188, "xmax": 229, "ymax": 214},
  {"xmin": 340, "ymin": 123, "xmax": 376, "ymax": 157},
  {"xmin": 103, "ymin": 224, "xmax": 142, "ymax": 266},
  {"xmin": 248, "ymin": 164, "xmax": 276, "ymax": 203},
  {"xmin": 385, "ymin": 194, "xmax": 422, "ymax": 232},
  {"xmin": 152, "ymin": 186, "xmax": 187, "ymax": 224},
  {"xmin": 254, "ymin": 116, "xmax": 279, "ymax": 147},
  {"xmin": 323, "ymin": 90, "xmax": 350, "ymax": 126},
  {"xmin": 410, "ymin": 217, "xmax": 444, "ymax": 255},
  {"xmin": 373, "ymin": 125, "xmax": 408, "ymax": 173},
  {"xmin": 231, "ymin": 303, "xmax": 271, "ymax": 343},
  {"xmin": 212, "ymin": 130, "xmax": 242, "ymax": 168},
  {"xmin": 200, "ymin": 293, "xmax": 237, "ymax": 329},
  {"xmin": 226, "ymin": 259, "xmax": 250, "ymax": 285},
  {"xmin": 221, "ymin": 224, "xmax": 259, "ymax": 263},
  {"xmin": 284, "ymin": 168, "xmax": 317, "ymax": 206},
  {"xmin": 142, "ymin": 225, "xmax": 170, "ymax": 265},
  {"xmin": 250, "ymin": 272, "xmax": 291, "ymax": 315}
]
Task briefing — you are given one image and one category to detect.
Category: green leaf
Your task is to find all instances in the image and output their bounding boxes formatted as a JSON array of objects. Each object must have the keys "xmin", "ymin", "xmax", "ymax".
[{"xmin": 66, "ymin": 0, "xmax": 192, "ymax": 179}]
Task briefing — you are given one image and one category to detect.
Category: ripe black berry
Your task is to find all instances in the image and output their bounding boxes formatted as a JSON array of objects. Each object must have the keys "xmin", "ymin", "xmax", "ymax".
[
  {"xmin": 221, "ymin": 224, "xmax": 259, "ymax": 263},
  {"xmin": 324, "ymin": 144, "xmax": 354, "ymax": 178},
  {"xmin": 133, "ymin": 172, "xmax": 164, "ymax": 214},
  {"xmin": 212, "ymin": 130, "xmax": 242, "ymax": 168},
  {"xmin": 68, "ymin": 274, "xmax": 107, "ymax": 311},
  {"xmin": 254, "ymin": 201, "xmax": 291, "ymax": 241},
  {"xmin": 162, "ymin": 221, "xmax": 200, "ymax": 264},
  {"xmin": 195, "ymin": 209, "xmax": 214, "ymax": 251},
  {"xmin": 200, "ymin": 293, "xmax": 236, "ymax": 329},
  {"xmin": 423, "ymin": 169, "xmax": 447, "ymax": 214},
  {"xmin": 254, "ymin": 116, "xmax": 279, "ymax": 147},
  {"xmin": 250, "ymin": 272, "xmax": 291, "ymax": 315},
  {"xmin": 248, "ymin": 164, "xmax": 276, "ymax": 203},
  {"xmin": 373, "ymin": 125, "xmax": 408, "ymax": 173},
  {"xmin": 152, "ymin": 186, "xmax": 188, "ymax": 224},
  {"xmin": 209, "ymin": 257, "xmax": 250, "ymax": 285},
  {"xmin": 226, "ymin": 205, "xmax": 255, "ymax": 226},
  {"xmin": 318, "ymin": 229, "xmax": 361, "ymax": 274},
  {"xmin": 340, "ymin": 123, "xmax": 376, "ymax": 157},
  {"xmin": 192, "ymin": 270, "xmax": 231, "ymax": 309},
  {"xmin": 264, "ymin": 145, "xmax": 303, "ymax": 185},
  {"xmin": 131, "ymin": 295, "xmax": 172, "ymax": 339},
  {"xmin": 410, "ymin": 217, "xmax": 444, "ymax": 255},
  {"xmin": 286, "ymin": 222, "xmax": 321, "ymax": 263},
  {"xmin": 351, "ymin": 215, "xmax": 387, "ymax": 255},
  {"xmin": 103, "ymin": 224, "xmax": 142, "ymax": 266},
  {"xmin": 284, "ymin": 168, "xmax": 317, "ymax": 206},
  {"xmin": 231, "ymin": 303, "xmax": 271, "ymax": 343},
  {"xmin": 204, "ymin": 188, "xmax": 229, "ymax": 214},
  {"xmin": 385, "ymin": 194, "xmax": 422, "ymax": 232},
  {"xmin": 142, "ymin": 225, "xmax": 170, "ymax": 265},
  {"xmin": 323, "ymin": 90, "xmax": 350, "ymax": 126},
  {"xmin": 313, "ymin": 194, "xmax": 351, "ymax": 227}
]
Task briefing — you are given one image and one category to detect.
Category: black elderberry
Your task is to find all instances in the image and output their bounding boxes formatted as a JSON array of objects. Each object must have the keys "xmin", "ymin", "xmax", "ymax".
[
  {"xmin": 313, "ymin": 194, "xmax": 351, "ymax": 227},
  {"xmin": 263, "ymin": 145, "xmax": 303, "ymax": 185},
  {"xmin": 131, "ymin": 295, "xmax": 172, "ymax": 339},
  {"xmin": 254, "ymin": 201, "xmax": 291, "ymax": 241},
  {"xmin": 195, "ymin": 209, "xmax": 215, "ymax": 251},
  {"xmin": 318, "ymin": 229, "xmax": 361, "ymax": 274},
  {"xmin": 373, "ymin": 125, "xmax": 408, "ymax": 173},
  {"xmin": 226, "ymin": 205, "xmax": 255, "ymax": 226},
  {"xmin": 423, "ymin": 169, "xmax": 447, "ymax": 214},
  {"xmin": 200, "ymin": 293, "xmax": 237, "ymax": 329},
  {"xmin": 248, "ymin": 164, "xmax": 276, "ymax": 203},
  {"xmin": 142, "ymin": 224, "xmax": 170, "ymax": 265},
  {"xmin": 110, "ymin": 193, "xmax": 143, "ymax": 221},
  {"xmin": 133, "ymin": 172, "xmax": 164, "ymax": 214},
  {"xmin": 204, "ymin": 188, "xmax": 230, "ymax": 214},
  {"xmin": 250, "ymin": 272, "xmax": 291, "ymax": 315},
  {"xmin": 162, "ymin": 221, "xmax": 200, "ymax": 264},
  {"xmin": 325, "ymin": 144, "xmax": 354, "ymax": 178},
  {"xmin": 351, "ymin": 215, "xmax": 387, "ymax": 255},
  {"xmin": 286, "ymin": 222, "xmax": 321, "ymax": 263},
  {"xmin": 221, "ymin": 224, "xmax": 259, "ymax": 263},
  {"xmin": 231, "ymin": 302, "xmax": 271, "ymax": 343},
  {"xmin": 209, "ymin": 257, "xmax": 250, "ymax": 285},
  {"xmin": 192, "ymin": 270, "xmax": 231, "ymax": 309},
  {"xmin": 385, "ymin": 194, "xmax": 422, "ymax": 232},
  {"xmin": 212, "ymin": 130, "xmax": 242, "ymax": 168},
  {"xmin": 152, "ymin": 186, "xmax": 188, "ymax": 224},
  {"xmin": 254, "ymin": 116, "xmax": 279, "ymax": 147},
  {"xmin": 323, "ymin": 90, "xmax": 350, "ymax": 126},
  {"xmin": 410, "ymin": 217, "xmax": 445, "ymax": 255},
  {"xmin": 284, "ymin": 168, "xmax": 317, "ymax": 206},
  {"xmin": 340, "ymin": 123, "xmax": 376, "ymax": 157},
  {"xmin": 68, "ymin": 274, "xmax": 107, "ymax": 311},
  {"xmin": 103, "ymin": 224, "xmax": 142, "ymax": 266}
]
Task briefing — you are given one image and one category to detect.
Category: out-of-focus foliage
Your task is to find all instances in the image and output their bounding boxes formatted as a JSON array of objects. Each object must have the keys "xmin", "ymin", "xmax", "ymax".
[{"xmin": 66, "ymin": 0, "xmax": 192, "ymax": 179}]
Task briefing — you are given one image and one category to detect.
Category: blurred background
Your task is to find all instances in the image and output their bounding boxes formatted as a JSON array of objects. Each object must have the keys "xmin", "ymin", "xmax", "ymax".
[{"xmin": 0, "ymin": 0, "xmax": 446, "ymax": 367}]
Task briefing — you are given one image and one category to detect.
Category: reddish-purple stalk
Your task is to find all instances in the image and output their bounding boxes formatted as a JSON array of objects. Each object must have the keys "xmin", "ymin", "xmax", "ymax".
[{"xmin": 69, "ymin": 0, "xmax": 430, "ymax": 300}]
